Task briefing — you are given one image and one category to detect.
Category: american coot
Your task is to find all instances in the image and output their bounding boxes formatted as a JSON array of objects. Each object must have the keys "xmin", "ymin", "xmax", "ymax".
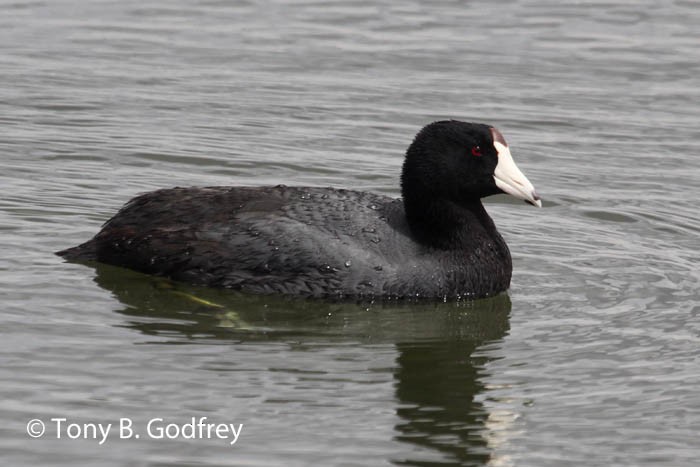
[{"xmin": 58, "ymin": 120, "xmax": 541, "ymax": 300}]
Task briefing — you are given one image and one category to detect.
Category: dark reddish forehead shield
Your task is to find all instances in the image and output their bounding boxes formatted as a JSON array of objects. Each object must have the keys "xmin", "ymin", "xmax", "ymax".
[{"xmin": 490, "ymin": 127, "xmax": 508, "ymax": 147}]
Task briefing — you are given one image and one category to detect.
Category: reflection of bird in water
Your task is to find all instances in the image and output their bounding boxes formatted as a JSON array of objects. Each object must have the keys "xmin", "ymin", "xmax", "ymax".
[
  {"xmin": 88, "ymin": 261, "xmax": 513, "ymax": 464},
  {"xmin": 393, "ymin": 296, "xmax": 511, "ymax": 466},
  {"xmin": 482, "ymin": 406, "xmax": 520, "ymax": 467}
]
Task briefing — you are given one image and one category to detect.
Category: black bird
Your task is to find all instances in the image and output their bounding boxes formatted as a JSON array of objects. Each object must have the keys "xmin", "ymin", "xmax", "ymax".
[{"xmin": 58, "ymin": 120, "xmax": 541, "ymax": 300}]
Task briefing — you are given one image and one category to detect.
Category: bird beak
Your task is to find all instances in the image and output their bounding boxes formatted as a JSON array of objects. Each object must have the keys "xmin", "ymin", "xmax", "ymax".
[{"xmin": 492, "ymin": 140, "xmax": 542, "ymax": 208}]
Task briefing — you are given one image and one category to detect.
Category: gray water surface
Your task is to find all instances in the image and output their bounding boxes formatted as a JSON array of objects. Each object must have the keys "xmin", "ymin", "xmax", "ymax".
[{"xmin": 1, "ymin": 1, "xmax": 699, "ymax": 466}]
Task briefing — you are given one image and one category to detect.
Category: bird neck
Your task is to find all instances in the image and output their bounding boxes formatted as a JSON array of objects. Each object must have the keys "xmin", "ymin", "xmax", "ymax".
[{"xmin": 402, "ymin": 195, "xmax": 496, "ymax": 249}]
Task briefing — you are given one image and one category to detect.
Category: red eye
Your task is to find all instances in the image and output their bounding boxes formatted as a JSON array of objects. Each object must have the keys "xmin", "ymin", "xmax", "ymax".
[{"xmin": 471, "ymin": 146, "xmax": 482, "ymax": 157}]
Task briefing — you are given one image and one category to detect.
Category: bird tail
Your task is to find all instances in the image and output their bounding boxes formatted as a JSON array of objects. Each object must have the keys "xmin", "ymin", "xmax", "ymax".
[{"xmin": 56, "ymin": 239, "xmax": 98, "ymax": 261}]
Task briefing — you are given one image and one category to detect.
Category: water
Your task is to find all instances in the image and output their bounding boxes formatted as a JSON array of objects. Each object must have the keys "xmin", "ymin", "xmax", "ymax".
[{"xmin": 1, "ymin": 0, "xmax": 699, "ymax": 465}]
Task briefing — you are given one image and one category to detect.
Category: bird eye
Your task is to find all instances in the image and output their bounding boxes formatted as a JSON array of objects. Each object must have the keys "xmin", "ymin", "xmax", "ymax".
[{"xmin": 471, "ymin": 146, "xmax": 482, "ymax": 157}]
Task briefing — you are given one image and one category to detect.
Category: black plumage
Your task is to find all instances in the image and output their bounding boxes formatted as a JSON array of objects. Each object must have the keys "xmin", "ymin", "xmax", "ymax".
[{"xmin": 58, "ymin": 120, "xmax": 540, "ymax": 300}]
